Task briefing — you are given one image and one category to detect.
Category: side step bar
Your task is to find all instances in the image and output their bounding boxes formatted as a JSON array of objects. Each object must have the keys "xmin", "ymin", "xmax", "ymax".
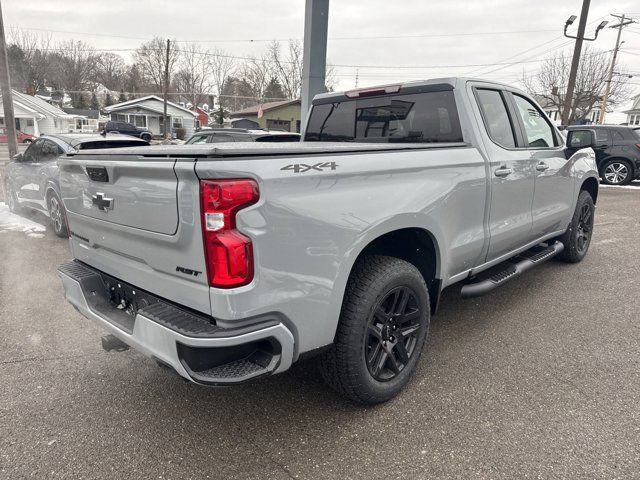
[{"xmin": 460, "ymin": 241, "xmax": 564, "ymax": 298}]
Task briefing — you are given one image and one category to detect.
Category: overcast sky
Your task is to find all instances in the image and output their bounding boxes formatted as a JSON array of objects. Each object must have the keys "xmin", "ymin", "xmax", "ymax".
[{"xmin": 3, "ymin": 0, "xmax": 640, "ymax": 120}]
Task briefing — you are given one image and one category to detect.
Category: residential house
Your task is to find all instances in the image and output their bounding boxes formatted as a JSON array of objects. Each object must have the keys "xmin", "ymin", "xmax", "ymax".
[
  {"xmin": 229, "ymin": 100, "xmax": 301, "ymax": 133},
  {"xmin": 623, "ymin": 94, "xmax": 640, "ymax": 126},
  {"xmin": 192, "ymin": 106, "xmax": 211, "ymax": 129},
  {"xmin": 0, "ymin": 90, "xmax": 87, "ymax": 136},
  {"xmin": 62, "ymin": 108, "xmax": 105, "ymax": 133},
  {"xmin": 104, "ymin": 95, "xmax": 197, "ymax": 138},
  {"xmin": 533, "ymin": 94, "xmax": 606, "ymax": 125}
]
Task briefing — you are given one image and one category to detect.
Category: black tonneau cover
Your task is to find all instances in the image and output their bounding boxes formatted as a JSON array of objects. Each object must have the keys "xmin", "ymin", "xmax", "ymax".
[{"xmin": 67, "ymin": 141, "xmax": 470, "ymax": 159}]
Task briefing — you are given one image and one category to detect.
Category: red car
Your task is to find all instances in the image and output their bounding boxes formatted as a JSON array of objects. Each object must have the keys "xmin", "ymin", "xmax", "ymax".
[{"xmin": 0, "ymin": 127, "xmax": 36, "ymax": 144}]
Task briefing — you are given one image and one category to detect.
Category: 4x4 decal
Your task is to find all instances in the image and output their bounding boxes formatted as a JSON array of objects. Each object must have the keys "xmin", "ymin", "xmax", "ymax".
[{"xmin": 280, "ymin": 162, "xmax": 339, "ymax": 174}]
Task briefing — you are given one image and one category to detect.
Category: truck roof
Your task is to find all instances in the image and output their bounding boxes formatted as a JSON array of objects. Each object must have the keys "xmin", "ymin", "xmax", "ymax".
[{"xmin": 312, "ymin": 77, "xmax": 523, "ymax": 105}]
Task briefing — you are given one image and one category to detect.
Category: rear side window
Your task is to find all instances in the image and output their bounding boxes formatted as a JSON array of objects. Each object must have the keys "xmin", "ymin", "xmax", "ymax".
[
  {"xmin": 208, "ymin": 134, "xmax": 235, "ymax": 143},
  {"xmin": 475, "ymin": 89, "xmax": 516, "ymax": 148},
  {"xmin": 595, "ymin": 129, "xmax": 610, "ymax": 144},
  {"xmin": 186, "ymin": 134, "xmax": 209, "ymax": 145},
  {"xmin": 78, "ymin": 141, "xmax": 146, "ymax": 150},
  {"xmin": 611, "ymin": 130, "xmax": 624, "ymax": 142},
  {"xmin": 255, "ymin": 134, "xmax": 301, "ymax": 142},
  {"xmin": 304, "ymin": 91, "xmax": 463, "ymax": 143}
]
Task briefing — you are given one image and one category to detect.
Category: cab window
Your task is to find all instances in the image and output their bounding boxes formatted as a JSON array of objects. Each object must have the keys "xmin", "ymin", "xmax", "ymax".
[
  {"xmin": 475, "ymin": 89, "xmax": 516, "ymax": 148},
  {"xmin": 513, "ymin": 94, "xmax": 556, "ymax": 148}
]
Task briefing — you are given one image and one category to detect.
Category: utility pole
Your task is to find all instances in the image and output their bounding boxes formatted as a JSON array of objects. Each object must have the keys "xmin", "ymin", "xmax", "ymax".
[
  {"xmin": 599, "ymin": 14, "xmax": 635, "ymax": 124},
  {"xmin": 163, "ymin": 39, "xmax": 170, "ymax": 139},
  {"xmin": 301, "ymin": 0, "xmax": 330, "ymax": 126},
  {"xmin": 0, "ymin": 0, "xmax": 18, "ymax": 160},
  {"xmin": 561, "ymin": 0, "xmax": 608, "ymax": 125}
]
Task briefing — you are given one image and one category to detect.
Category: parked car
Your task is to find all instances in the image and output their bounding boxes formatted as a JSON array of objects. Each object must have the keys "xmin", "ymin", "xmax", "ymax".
[
  {"xmin": 102, "ymin": 120, "xmax": 153, "ymax": 142},
  {"xmin": 185, "ymin": 128, "xmax": 301, "ymax": 144},
  {"xmin": 566, "ymin": 125, "xmax": 640, "ymax": 185},
  {"xmin": 0, "ymin": 127, "xmax": 36, "ymax": 144},
  {"xmin": 3, "ymin": 134, "xmax": 148, "ymax": 237},
  {"xmin": 56, "ymin": 78, "xmax": 599, "ymax": 404}
]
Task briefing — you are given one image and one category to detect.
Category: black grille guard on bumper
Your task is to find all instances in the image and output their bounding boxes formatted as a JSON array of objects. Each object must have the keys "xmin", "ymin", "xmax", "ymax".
[{"xmin": 57, "ymin": 261, "xmax": 295, "ymax": 385}]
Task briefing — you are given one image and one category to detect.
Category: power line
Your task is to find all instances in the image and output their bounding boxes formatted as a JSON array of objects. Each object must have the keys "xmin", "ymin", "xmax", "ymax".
[{"xmin": 9, "ymin": 24, "xmax": 561, "ymax": 43}]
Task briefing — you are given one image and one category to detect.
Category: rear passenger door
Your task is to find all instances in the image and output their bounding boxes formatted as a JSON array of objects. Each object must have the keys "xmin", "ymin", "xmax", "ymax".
[
  {"xmin": 509, "ymin": 93, "xmax": 573, "ymax": 238},
  {"xmin": 474, "ymin": 87, "xmax": 535, "ymax": 261}
]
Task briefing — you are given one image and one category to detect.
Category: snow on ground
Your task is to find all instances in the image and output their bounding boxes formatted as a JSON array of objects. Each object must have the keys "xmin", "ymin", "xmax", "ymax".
[
  {"xmin": 0, "ymin": 202, "xmax": 46, "ymax": 238},
  {"xmin": 600, "ymin": 181, "xmax": 640, "ymax": 191}
]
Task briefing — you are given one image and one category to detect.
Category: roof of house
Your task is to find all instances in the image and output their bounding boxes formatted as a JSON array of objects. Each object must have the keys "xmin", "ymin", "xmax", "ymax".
[
  {"xmin": 62, "ymin": 108, "xmax": 101, "ymax": 119},
  {"xmin": 103, "ymin": 95, "xmax": 197, "ymax": 116},
  {"xmin": 230, "ymin": 99, "xmax": 300, "ymax": 117},
  {"xmin": 1, "ymin": 90, "xmax": 80, "ymax": 119}
]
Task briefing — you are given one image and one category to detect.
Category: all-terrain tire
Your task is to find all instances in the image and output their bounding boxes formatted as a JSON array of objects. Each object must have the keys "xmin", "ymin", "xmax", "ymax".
[
  {"xmin": 556, "ymin": 190, "xmax": 595, "ymax": 263},
  {"xmin": 319, "ymin": 255, "xmax": 430, "ymax": 404}
]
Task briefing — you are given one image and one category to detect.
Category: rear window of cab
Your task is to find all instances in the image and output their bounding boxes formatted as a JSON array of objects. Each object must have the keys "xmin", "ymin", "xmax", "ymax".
[{"xmin": 304, "ymin": 91, "xmax": 463, "ymax": 143}]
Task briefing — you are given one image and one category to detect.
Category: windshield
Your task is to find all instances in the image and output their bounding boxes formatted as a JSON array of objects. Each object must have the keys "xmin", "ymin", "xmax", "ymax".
[{"xmin": 304, "ymin": 90, "xmax": 463, "ymax": 143}]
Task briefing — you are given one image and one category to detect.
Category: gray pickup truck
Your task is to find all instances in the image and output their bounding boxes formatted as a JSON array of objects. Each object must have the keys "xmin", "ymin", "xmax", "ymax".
[{"xmin": 57, "ymin": 78, "xmax": 599, "ymax": 404}]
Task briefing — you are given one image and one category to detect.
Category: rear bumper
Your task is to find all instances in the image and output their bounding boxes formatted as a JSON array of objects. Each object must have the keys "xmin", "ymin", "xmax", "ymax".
[{"xmin": 57, "ymin": 261, "xmax": 295, "ymax": 385}]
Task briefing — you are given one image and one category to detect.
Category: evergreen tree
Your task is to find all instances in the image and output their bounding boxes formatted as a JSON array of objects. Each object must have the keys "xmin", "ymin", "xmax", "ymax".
[
  {"xmin": 105, "ymin": 92, "xmax": 114, "ymax": 107},
  {"xmin": 90, "ymin": 92, "xmax": 100, "ymax": 110},
  {"xmin": 118, "ymin": 90, "xmax": 127, "ymax": 103},
  {"xmin": 76, "ymin": 93, "xmax": 87, "ymax": 109}
]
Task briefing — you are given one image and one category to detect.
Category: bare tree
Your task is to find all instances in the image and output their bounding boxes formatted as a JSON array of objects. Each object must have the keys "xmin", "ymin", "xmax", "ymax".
[
  {"xmin": 50, "ymin": 40, "xmax": 97, "ymax": 105},
  {"xmin": 95, "ymin": 52, "xmax": 127, "ymax": 90},
  {"xmin": 173, "ymin": 43, "xmax": 214, "ymax": 109},
  {"xmin": 268, "ymin": 40, "xmax": 303, "ymax": 99},
  {"xmin": 240, "ymin": 55, "xmax": 273, "ymax": 102},
  {"xmin": 8, "ymin": 29, "xmax": 52, "ymax": 93},
  {"xmin": 522, "ymin": 46, "xmax": 631, "ymax": 123},
  {"xmin": 133, "ymin": 37, "xmax": 179, "ymax": 94},
  {"xmin": 210, "ymin": 49, "xmax": 237, "ymax": 107}
]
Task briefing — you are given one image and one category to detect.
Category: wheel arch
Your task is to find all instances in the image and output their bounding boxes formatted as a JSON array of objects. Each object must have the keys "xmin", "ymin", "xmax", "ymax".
[
  {"xmin": 580, "ymin": 176, "xmax": 599, "ymax": 204},
  {"xmin": 344, "ymin": 226, "xmax": 443, "ymax": 315}
]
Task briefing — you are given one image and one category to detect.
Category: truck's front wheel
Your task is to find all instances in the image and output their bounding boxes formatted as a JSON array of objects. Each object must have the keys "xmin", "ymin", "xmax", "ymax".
[{"xmin": 319, "ymin": 255, "xmax": 430, "ymax": 404}]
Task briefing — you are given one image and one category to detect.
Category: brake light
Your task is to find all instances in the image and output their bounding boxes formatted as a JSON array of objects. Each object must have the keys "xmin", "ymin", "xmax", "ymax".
[
  {"xmin": 345, "ymin": 84, "xmax": 401, "ymax": 98},
  {"xmin": 200, "ymin": 179, "xmax": 259, "ymax": 288}
]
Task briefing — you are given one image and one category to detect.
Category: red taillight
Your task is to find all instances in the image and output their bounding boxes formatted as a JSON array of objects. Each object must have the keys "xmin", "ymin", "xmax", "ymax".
[{"xmin": 200, "ymin": 179, "xmax": 259, "ymax": 288}]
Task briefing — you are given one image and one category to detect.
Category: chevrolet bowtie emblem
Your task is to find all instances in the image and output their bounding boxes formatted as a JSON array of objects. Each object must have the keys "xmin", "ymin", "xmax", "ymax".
[{"xmin": 92, "ymin": 192, "xmax": 113, "ymax": 211}]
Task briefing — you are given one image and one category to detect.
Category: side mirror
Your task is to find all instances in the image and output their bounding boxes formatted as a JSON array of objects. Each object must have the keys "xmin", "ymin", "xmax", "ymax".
[
  {"xmin": 13, "ymin": 153, "xmax": 24, "ymax": 163},
  {"xmin": 566, "ymin": 129, "xmax": 596, "ymax": 149}
]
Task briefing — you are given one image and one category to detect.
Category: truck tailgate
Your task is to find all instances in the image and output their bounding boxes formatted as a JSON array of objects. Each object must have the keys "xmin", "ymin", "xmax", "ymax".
[{"xmin": 58, "ymin": 152, "xmax": 211, "ymax": 315}]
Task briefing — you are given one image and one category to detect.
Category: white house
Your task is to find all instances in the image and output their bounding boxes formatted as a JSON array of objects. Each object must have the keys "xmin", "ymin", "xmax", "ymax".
[
  {"xmin": 623, "ymin": 94, "xmax": 640, "ymax": 126},
  {"xmin": 104, "ymin": 95, "xmax": 197, "ymax": 139},
  {"xmin": 0, "ymin": 90, "xmax": 88, "ymax": 136},
  {"xmin": 533, "ymin": 94, "xmax": 605, "ymax": 125}
]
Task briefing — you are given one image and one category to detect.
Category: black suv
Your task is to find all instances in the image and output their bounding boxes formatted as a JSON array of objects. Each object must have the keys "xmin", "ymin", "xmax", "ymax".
[
  {"xmin": 185, "ymin": 128, "xmax": 300, "ymax": 144},
  {"xmin": 103, "ymin": 120, "xmax": 153, "ymax": 142},
  {"xmin": 567, "ymin": 125, "xmax": 640, "ymax": 185}
]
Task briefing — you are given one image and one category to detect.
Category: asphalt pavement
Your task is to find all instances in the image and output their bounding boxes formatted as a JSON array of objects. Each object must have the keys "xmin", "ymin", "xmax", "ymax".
[{"xmin": 1, "ymin": 185, "xmax": 639, "ymax": 479}]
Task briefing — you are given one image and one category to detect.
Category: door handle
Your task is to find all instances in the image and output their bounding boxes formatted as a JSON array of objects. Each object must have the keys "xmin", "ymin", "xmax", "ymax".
[
  {"xmin": 494, "ymin": 166, "xmax": 513, "ymax": 177},
  {"xmin": 536, "ymin": 162, "xmax": 549, "ymax": 172}
]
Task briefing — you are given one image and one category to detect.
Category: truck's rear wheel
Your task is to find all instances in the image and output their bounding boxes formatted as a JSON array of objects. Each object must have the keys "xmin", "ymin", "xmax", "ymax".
[
  {"xmin": 319, "ymin": 255, "xmax": 430, "ymax": 404},
  {"xmin": 556, "ymin": 190, "xmax": 595, "ymax": 263}
]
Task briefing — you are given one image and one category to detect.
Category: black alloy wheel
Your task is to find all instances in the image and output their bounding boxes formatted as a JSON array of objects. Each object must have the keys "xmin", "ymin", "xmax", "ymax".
[
  {"xmin": 365, "ymin": 286, "xmax": 422, "ymax": 382},
  {"xmin": 575, "ymin": 202, "xmax": 593, "ymax": 255}
]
